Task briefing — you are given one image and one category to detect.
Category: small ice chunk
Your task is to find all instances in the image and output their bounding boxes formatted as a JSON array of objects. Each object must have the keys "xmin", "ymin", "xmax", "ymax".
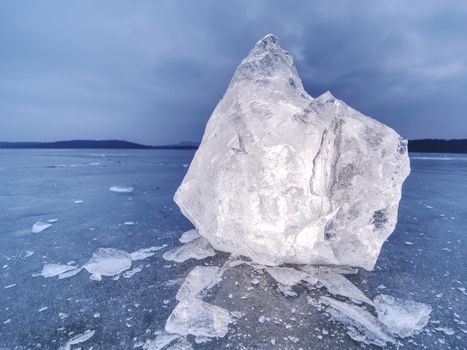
[
  {"xmin": 176, "ymin": 266, "xmax": 221, "ymax": 301},
  {"xmin": 405, "ymin": 241, "xmax": 413, "ymax": 245},
  {"xmin": 434, "ymin": 327, "xmax": 455, "ymax": 336},
  {"xmin": 59, "ymin": 329, "xmax": 95, "ymax": 350},
  {"xmin": 40, "ymin": 264, "xmax": 79, "ymax": 278},
  {"xmin": 165, "ymin": 298, "xmax": 231, "ymax": 337},
  {"xmin": 73, "ymin": 200, "xmax": 84, "ymax": 204},
  {"xmin": 38, "ymin": 306, "xmax": 48, "ymax": 312},
  {"xmin": 83, "ymin": 248, "xmax": 133, "ymax": 280},
  {"xmin": 124, "ymin": 221, "xmax": 135, "ymax": 225},
  {"xmin": 373, "ymin": 294, "xmax": 432, "ymax": 338},
  {"xmin": 123, "ymin": 267, "xmax": 142, "ymax": 278},
  {"xmin": 32, "ymin": 221, "xmax": 52, "ymax": 233},
  {"xmin": 321, "ymin": 296, "xmax": 395, "ymax": 346},
  {"xmin": 131, "ymin": 246, "xmax": 165, "ymax": 260},
  {"xmin": 266, "ymin": 267, "xmax": 308, "ymax": 286},
  {"xmin": 317, "ymin": 268, "xmax": 373, "ymax": 305},
  {"xmin": 47, "ymin": 218, "xmax": 59, "ymax": 223},
  {"xmin": 58, "ymin": 267, "xmax": 83, "ymax": 279},
  {"xmin": 163, "ymin": 238, "xmax": 215, "ymax": 263},
  {"xmin": 24, "ymin": 250, "xmax": 34, "ymax": 258},
  {"xmin": 110, "ymin": 186, "xmax": 134, "ymax": 194},
  {"xmin": 4, "ymin": 284, "xmax": 16, "ymax": 289},
  {"xmin": 58, "ymin": 312, "xmax": 69, "ymax": 320},
  {"xmin": 179, "ymin": 229, "xmax": 201, "ymax": 243}
]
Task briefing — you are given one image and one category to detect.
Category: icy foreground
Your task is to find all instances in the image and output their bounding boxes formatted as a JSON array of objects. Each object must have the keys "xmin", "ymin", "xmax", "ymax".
[{"xmin": 174, "ymin": 34, "xmax": 410, "ymax": 270}]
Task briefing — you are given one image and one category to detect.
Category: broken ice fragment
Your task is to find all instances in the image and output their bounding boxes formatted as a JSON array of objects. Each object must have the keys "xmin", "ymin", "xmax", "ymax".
[
  {"xmin": 32, "ymin": 221, "xmax": 52, "ymax": 233},
  {"xmin": 130, "ymin": 246, "xmax": 165, "ymax": 260},
  {"xmin": 123, "ymin": 267, "xmax": 142, "ymax": 278},
  {"xmin": 321, "ymin": 296, "xmax": 395, "ymax": 346},
  {"xmin": 176, "ymin": 266, "xmax": 221, "ymax": 301},
  {"xmin": 163, "ymin": 238, "xmax": 215, "ymax": 263},
  {"xmin": 179, "ymin": 229, "xmax": 201, "ymax": 243},
  {"xmin": 143, "ymin": 332, "xmax": 183, "ymax": 350},
  {"xmin": 83, "ymin": 248, "xmax": 133, "ymax": 279},
  {"xmin": 266, "ymin": 267, "xmax": 308, "ymax": 286},
  {"xmin": 165, "ymin": 298, "xmax": 231, "ymax": 338},
  {"xmin": 59, "ymin": 330, "xmax": 95, "ymax": 350},
  {"xmin": 110, "ymin": 186, "xmax": 134, "ymax": 194},
  {"xmin": 39, "ymin": 264, "xmax": 79, "ymax": 278},
  {"xmin": 174, "ymin": 34, "xmax": 410, "ymax": 270},
  {"xmin": 58, "ymin": 267, "xmax": 82, "ymax": 279},
  {"xmin": 373, "ymin": 294, "xmax": 432, "ymax": 338},
  {"xmin": 317, "ymin": 268, "xmax": 373, "ymax": 306}
]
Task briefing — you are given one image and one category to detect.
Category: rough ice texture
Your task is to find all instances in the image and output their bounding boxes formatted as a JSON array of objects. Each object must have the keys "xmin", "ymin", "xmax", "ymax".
[
  {"xmin": 165, "ymin": 298, "xmax": 231, "ymax": 338},
  {"xmin": 174, "ymin": 34, "xmax": 410, "ymax": 270},
  {"xmin": 374, "ymin": 294, "xmax": 432, "ymax": 338},
  {"xmin": 59, "ymin": 330, "xmax": 95, "ymax": 350}
]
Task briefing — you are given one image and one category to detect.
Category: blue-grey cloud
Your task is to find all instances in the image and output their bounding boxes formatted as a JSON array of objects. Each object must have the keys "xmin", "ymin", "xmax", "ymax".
[{"xmin": 0, "ymin": 0, "xmax": 466, "ymax": 144}]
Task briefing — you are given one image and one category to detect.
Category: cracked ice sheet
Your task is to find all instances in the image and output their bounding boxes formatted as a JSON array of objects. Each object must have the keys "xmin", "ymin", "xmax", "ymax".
[
  {"xmin": 165, "ymin": 298, "xmax": 231, "ymax": 338},
  {"xmin": 374, "ymin": 294, "xmax": 432, "ymax": 338},
  {"xmin": 176, "ymin": 266, "xmax": 221, "ymax": 301},
  {"xmin": 163, "ymin": 237, "xmax": 215, "ymax": 263},
  {"xmin": 321, "ymin": 296, "xmax": 395, "ymax": 347}
]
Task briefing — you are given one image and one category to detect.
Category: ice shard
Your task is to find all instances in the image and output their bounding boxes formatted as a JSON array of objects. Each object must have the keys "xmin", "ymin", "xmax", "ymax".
[{"xmin": 174, "ymin": 34, "xmax": 410, "ymax": 270}]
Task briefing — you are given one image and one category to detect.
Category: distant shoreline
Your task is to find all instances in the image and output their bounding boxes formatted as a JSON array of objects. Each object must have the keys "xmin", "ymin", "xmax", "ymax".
[{"xmin": 1, "ymin": 139, "xmax": 467, "ymax": 153}]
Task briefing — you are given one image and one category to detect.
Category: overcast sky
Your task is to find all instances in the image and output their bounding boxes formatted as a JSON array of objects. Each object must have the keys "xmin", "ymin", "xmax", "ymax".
[{"xmin": 1, "ymin": 0, "xmax": 466, "ymax": 144}]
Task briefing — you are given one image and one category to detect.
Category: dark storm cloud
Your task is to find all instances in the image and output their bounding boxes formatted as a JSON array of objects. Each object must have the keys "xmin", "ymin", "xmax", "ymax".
[{"xmin": 0, "ymin": 0, "xmax": 466, "ymax": 144}]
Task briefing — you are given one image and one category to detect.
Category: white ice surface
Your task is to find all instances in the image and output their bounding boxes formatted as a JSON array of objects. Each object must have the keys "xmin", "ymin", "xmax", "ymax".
[
  {"xmin": 374, "ymin": 294, "xmax": 432, "ymax": 338},
  {"xmin": 174, "ymin": 34, "xmax": 410, "ymax": 270},
  {"xmin": 32, "ymin": 221, "xmax": 52, "ymax": 233},
  {"xmin": 110, "ymin": 186, "xmax": 134, "ymax": 194},
  {"xmin": 176, "ymin": 266, "xmax": 221, "ymax": 301},
  {"xmin": 163, "ymin": 238, "xmax": 216, "ymax": 263},
  {"xmin": 165, "ymin": 298, "xmax": 231, "ymax": 337},
  {"xmin": 179, "ymin": 229, "xmax": 201, "ymax": 243}
]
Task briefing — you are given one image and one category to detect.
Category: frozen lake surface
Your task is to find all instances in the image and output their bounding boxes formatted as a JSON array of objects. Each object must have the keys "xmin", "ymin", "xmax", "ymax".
[{"xmin": 0, "ymin": 149, "xmax": 465, "ymax": 349}]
